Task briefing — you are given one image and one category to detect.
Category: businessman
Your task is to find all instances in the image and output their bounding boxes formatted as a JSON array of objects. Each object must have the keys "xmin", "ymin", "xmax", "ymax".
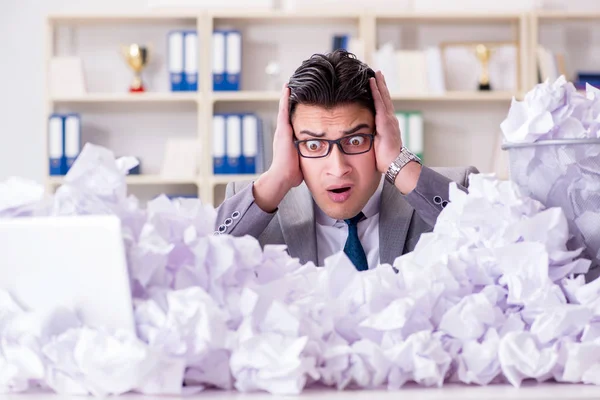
[{"xmin": 215, "ymin": 49, "xmax": 478, "ymax": 270}]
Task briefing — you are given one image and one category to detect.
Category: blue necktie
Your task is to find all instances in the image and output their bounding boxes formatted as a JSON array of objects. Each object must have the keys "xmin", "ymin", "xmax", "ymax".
[{"xmin": 343, "ymin": 212, "xmax": 368, "ymax": 271}]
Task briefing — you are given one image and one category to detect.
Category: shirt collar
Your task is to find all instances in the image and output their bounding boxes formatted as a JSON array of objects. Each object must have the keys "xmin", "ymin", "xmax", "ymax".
[{"xmin": 314, "ymin": 174, "xmax": 384, "ymax": 227}]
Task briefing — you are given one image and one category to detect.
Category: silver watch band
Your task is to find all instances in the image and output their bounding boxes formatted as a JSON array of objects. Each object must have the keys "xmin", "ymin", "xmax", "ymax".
[{"xmin": 385, "ymin": 147, "xmax": 421, "ymax": 184}]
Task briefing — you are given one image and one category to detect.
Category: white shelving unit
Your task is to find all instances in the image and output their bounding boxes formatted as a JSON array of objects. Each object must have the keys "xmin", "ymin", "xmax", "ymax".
[
  {"xmin": 45, "ymin": 10, "xmax": 559, "ymax": 206},
  {"xmin": 528, "ymin": 11, "xmax": 600, "ymax": 89},
  {"xmin": 45, "ymin": 11, "xmax": 204, "ymax": 201}
]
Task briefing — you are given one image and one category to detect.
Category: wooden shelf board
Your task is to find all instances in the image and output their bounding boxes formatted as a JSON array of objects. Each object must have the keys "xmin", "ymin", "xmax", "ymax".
[
  {"xmin": 212, "ymin": 91, "xmax": 518, "ymax": 103},
  {"xmin": 535, "ymin": 11, "xmax": 600, "ymax": 20},
  {"xmin": 211, "ymin": 91, "xmax": 281, "ymax": 102},
  {"xmin": 48, "ymin": 175, "xmax": 199, "ymax": 186},
  {"xmin": 48, "ymin": 10, "xmax": 527, "ymax": 23},
  {"xmin": 211, "ymin": 174, "xmax": 260, "ymax": 185},
  {"xmin": 51, "ymin": 92, "xmax": 199, "ymax": 104},
  {"xmin": 375, "ymin": 12, "xmax": 521, "ymax": 22},
  {"xmin": 391, "ymin": 91, "xmax": 518, "ymax": 101},
  {"xmin": 210, "ymin": 10, "xmax": 361, "ymax": 20},
  {"xmin": 48, "ymin": 12, "xmax": 199, "ymax": 23}
]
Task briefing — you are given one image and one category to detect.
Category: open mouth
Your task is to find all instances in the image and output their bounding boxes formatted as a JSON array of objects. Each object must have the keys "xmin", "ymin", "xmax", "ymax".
[{"xmin": 329, "ymin": 187, "xmax": 351, "ymax": 194}]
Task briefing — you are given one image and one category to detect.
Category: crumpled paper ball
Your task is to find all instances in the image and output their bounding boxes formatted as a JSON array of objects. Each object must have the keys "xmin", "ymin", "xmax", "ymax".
[
  {"xmin": 500, "ymin": 76, "xmax": 600, "ymax": 143},
  {"xmin": 1, "ymin": 142, "xmax": 600, "ymax": 396},
  {"xmin": 500, "ymin": 77, "xmax": 600, "ymax": 275}
]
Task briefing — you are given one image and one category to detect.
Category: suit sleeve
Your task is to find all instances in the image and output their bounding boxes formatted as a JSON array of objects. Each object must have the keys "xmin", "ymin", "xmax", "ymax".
[
  {"xmin": 403, "ymin": 165, "xmax": 479, "ymax": 227},
  {"xmin": 214, "ymin": 181, "xmax": 277, "ymax": 238}
]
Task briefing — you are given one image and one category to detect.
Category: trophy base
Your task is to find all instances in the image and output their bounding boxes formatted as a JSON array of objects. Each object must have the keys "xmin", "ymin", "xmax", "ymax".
[
  {"xmin": 129, "ymin": 85, "xmax": 145, "ymax": 93},
  {"xmin": 129, "ymin": 75, "xmax": 145, "ymax": 93},
  {"xmin": 478, "ymin": 83, "xmax": 492, "ymax": 91}
]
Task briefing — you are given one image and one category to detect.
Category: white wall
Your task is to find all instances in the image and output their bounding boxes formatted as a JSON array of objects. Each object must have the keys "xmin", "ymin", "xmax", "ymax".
[{"xmin": 0, "ymin": 0, "xmax": 593, "ymax": 185}]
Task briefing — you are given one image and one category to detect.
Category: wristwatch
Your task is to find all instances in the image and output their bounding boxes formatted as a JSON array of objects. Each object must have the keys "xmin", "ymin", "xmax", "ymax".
[{"xmin": 384, "ymin": 147, "xmax": 422, "ymax": 184}]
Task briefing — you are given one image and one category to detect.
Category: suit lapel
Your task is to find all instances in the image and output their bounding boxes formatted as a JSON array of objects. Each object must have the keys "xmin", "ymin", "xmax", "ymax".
[
  {"xmin": 276, "ymin": 181, "xmax": 413, "ymax": 266},
  {"xmin": 277, "ymin": 182, "xmax": 318, "ymax": 265},
  {"xmin": 378, "ymin": 181, "xmax": 414, "ymax": 265}
]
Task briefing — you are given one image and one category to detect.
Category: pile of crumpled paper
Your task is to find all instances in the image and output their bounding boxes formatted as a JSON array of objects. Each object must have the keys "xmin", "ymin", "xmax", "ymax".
[
  {"xmin": 1, "ymin": 79, "xmax": 600, "ymax": 396},
  {"xmin": 501, "ymin": 77, "xmax": 600, "ymax": 270}
]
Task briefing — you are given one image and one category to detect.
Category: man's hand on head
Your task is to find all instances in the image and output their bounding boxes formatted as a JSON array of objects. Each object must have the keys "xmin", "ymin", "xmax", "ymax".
[
  {"xmin": 370, "ymin": 70, "xmax": 422, "ymax": 194},
  {"xmin": 253, "ymin": 83, "xmax": 304, "ymax": 213},
  {"xmin": 370, "ymin": 71, "xmax": 403, "ymax": 173}
]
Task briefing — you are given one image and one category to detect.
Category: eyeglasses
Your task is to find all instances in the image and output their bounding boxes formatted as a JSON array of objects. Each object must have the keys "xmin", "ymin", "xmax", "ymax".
[{"xmin": 294, "ymin": 133, "xmax": 375, "ymax": 159}]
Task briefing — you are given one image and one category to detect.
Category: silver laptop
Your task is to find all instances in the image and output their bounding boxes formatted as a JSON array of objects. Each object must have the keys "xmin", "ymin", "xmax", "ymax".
[{"xmin": 0, "ymin": 214, "xmax": 136, "ymax": 334}]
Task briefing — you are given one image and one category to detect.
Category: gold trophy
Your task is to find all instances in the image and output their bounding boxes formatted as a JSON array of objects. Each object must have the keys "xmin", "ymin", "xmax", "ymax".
[
  {"xmin": 121, "ymin": 44, "xmax": 149, "ymax": 92},
  {"xmin": 475, "ymin": 44, "xmax": 493, "ymax": 91}
]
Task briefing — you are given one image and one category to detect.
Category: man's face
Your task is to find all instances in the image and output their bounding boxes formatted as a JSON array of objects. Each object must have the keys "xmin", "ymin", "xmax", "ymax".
[{"xmin": 292, "ymin": 103, "xmax": 381, "ymax": 220}]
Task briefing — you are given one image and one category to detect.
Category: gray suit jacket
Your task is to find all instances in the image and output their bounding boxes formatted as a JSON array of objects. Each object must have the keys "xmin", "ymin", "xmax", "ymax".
[{"xmin": 214, "ymin": 166, "xmax": 478, "ymax": 266}]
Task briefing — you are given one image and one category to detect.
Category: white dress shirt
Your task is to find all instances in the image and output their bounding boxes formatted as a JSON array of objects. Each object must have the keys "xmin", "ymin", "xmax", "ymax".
[{"xmin": 314, "ymin": 175, "xmax": 384, "ymax": 269}]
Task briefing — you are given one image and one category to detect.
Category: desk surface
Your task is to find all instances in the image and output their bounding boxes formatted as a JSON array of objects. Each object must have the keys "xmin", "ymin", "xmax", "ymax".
[{"xmin": 2, "ymin": 383, "xmax": 600, "ymax": 400}]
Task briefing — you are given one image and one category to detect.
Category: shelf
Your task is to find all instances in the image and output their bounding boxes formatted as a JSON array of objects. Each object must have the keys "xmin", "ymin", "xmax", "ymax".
[
  {"xmin": 51, "ymin": 92, "xmax": 200, "ymax": 104},
  {"xmin": 48, "ymin": 175, "xmax": 199, "ymax": 186},
  {"xmin": 211, "ymin": 91, "xmax": 281, "ymax": 102},
  {"xmin": 210, "ymin": 174, "xmax": 260, "ymax": 185},
  {"xmin": 392, "ymin": 91, "xmax": 518, "ymax": 101},
  {"xmin": 535, "ymin": 11, "xmax": 600, "ymax": 20},
  {"xmin": 210, "ymin": 10, "xmax": 361, "ymax": 21},
  {"xmin": 48, "ymin": 12, "xmax": 199, "ymax": 24},
  {"xmin": 211, "ymin": 91, "xmax": 517, "ymax": 103},
  {"xmin": 48, "ymin": 10, "xmax": 530, "ymax": 23},
  {"xmin": 375, "ymin": 12, "xmax": 522, "ymax": 23},
  {"xmin": 211, "ymin": 10, "xmax": 524, "ymax": 22}
]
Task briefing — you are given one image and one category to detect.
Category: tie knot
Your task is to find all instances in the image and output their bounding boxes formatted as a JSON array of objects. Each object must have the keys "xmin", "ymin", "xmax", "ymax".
[{"xmin": 344, "ymin": 212, "xmax": 365, "ymax": 227}]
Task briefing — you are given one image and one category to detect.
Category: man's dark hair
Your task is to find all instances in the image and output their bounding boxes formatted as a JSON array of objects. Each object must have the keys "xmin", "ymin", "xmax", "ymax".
[{"xmin": 287, "ymin": 49, "xmax": 376, "ymax": 122}]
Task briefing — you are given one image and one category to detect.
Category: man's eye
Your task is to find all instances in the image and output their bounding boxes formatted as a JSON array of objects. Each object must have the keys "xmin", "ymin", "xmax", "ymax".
[
  {"xmin": 348, "ymin": 136, "xmax": 365, "ymax": 146},
  {"xmin": 306, "ymin": 140, "xmax": 323, "ymax": 151}
]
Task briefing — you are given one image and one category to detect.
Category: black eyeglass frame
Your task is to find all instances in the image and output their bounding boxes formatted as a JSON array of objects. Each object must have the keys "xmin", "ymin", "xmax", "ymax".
[{"xmin": 293, "ymin": 133, "xmax": 376, "ymax": 159}]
